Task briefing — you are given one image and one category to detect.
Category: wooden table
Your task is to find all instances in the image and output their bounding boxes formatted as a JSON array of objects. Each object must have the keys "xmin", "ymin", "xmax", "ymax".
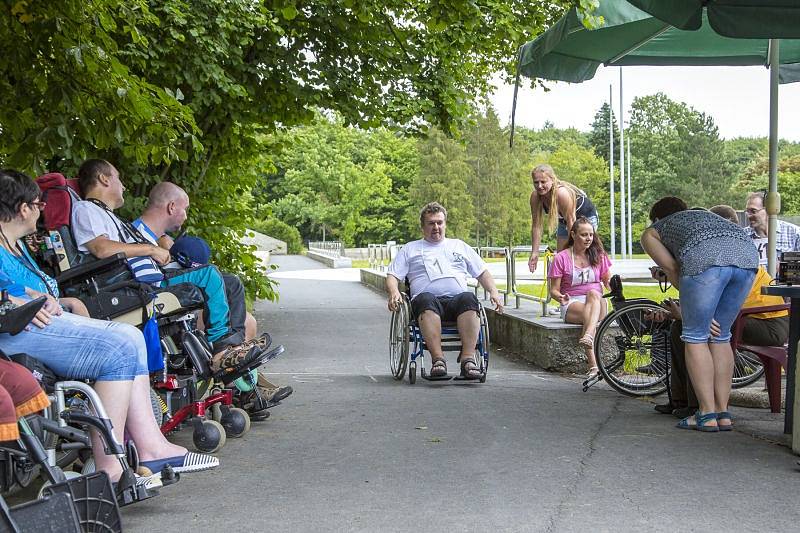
[{"xmin": 761, "ymin": 285, "xmax": 800, "ymax": 452}]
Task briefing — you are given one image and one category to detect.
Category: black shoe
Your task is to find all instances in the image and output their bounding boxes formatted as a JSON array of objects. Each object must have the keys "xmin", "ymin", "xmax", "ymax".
[
  {"xmin": 637, "ymin": 364, "xmax": 657, "ymax": 375},
  {"xmin": 672, "ymin": 406, "xmax": 696, "ymax": 419},
  {"xmin": 654, "ymin": 403, "xmax": 674, "ymax": 414}
]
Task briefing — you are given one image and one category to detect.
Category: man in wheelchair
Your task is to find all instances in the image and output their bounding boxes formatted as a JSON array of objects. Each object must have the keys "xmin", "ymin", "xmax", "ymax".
[
  {"xmin": 71, "ymin": 159, "xmax": 261, "ymax": 371},
  {"xmin": 386, "ymin": 202, "xmax": 503, "ymax": 379},
  {"xmin": 0, "ymin": 169, "xmax": 219, "ymax": 487}
]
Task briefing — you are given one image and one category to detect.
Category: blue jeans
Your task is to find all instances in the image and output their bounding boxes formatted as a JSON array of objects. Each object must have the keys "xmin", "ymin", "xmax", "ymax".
[
  {"xmin": 163, "ymin": 265, "xmax": 240, "ymax": 347},
  {"xmin": 0, "ymin": 311, "xmax": 148, "ymax": 381},
  {"xmin": 557, "ymin": 214, "xmax": 599, "ymax": 238},
  {"xmin": 679, "ymin": 266, "xmax": 756, "ymax": 344}
]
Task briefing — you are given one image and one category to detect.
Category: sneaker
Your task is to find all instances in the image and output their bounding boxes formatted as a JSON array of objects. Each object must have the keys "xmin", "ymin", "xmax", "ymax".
[
  {"xmin": 213, "ymin": 343, "xmax": 263, "ymax": 373},
  {"xmin": 654, "ymin": 403, "xmax": 675, "ymax": 414},
  {"xmin": 263, "ymin": 385, "xmax": 293, "ymax": 403}
]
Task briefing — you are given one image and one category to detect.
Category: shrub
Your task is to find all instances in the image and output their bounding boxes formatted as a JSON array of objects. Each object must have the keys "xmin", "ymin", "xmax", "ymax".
[{"xmin": 250, "ymin": 217, "xmax": 303, "ymax": 254}]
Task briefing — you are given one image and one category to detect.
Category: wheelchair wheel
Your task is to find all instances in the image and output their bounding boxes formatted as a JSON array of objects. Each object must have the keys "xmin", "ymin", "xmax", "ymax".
[
  {"xmin": 594, "ymin": 301, "xmax": 670, "ymax": 397},
  {"xmin": 478, "ymin": 307, "xmax": 490, "ymax": 381},
  {"xmin": 731, "ymin": 349, "xmax": 765, "ymax": 388},
  {"xmin": 409, "ymin": 362, "xmax": 416, "ymax": 384},
  {"xmin": 389, "ymin": 296, "xmax": 411, "ymax": 380},
  {"xmin": 193, "ymin": 420, "xmax": 226, "ymax": 453},
  {"xmin": 220, "ymin": 407, "xmax": 251, "ymax": 438},
  {"xmin": 150, "ymin": 387, "xmax": 164, "ymax": 427}
]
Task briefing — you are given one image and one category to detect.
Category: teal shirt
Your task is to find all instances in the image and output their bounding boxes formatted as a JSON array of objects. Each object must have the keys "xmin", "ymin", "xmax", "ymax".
[{"xmin": 0, "ymin": 243, "xmax": 59, "ymax": 297}]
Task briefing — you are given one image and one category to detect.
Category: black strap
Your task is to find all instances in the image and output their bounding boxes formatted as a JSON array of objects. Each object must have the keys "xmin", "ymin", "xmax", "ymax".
[{"xmin": 86, "ymin": 198, "xmax": 151, "ymax": 246}]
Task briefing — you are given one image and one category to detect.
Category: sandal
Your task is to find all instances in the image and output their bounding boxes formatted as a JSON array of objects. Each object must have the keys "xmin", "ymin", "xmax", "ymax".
[
  {"xmin": 717, "ymin": 411, "xmax": 733, "ymax": 431},
  {"xmin": 677, "ymin": 410, "xmax": 719, "ymax": 432},
  {"xmin": 458, "ymin": 355, "xmax": 482, "ymax": 379},
  {"xmin": 578, "ymin": 333, "xmax": 594, "ymax": 349},
  {"xmin": 430, "ymin": 357, "xmax": 448, "ymax": 378}
]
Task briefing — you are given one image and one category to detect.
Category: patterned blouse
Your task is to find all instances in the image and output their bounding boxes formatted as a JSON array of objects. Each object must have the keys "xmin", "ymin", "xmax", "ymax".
[{"xmin": 650, "ymin": 210, "xmax": 759, "ymax": 277}]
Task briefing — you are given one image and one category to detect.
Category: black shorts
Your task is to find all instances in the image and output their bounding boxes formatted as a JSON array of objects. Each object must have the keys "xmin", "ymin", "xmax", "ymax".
[{"xmin": 411, "ymin": 292, "xmax": 481, "ymax": 323}]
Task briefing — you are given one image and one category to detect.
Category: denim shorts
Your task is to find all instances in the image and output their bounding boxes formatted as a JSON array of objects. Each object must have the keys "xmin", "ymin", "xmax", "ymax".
[
  {"xmin": 557, "ymin": 214, "xmax": 599, "ymax": 238},
  {"xmin": 679, "ymin": 266, "xmax": 756, "ymax": 344},
  {"xmin": 0, "ymin": 311, "xmax": 149, "ymax": 381}
]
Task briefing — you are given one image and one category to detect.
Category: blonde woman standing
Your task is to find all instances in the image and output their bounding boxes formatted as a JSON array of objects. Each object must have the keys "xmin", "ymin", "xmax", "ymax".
[{"xmin": 529, "ymin": 164, "xmax": 599, "ymax": 272}]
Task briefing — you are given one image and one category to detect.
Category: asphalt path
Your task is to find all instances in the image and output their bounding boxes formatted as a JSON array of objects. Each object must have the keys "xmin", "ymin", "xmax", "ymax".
[{"xmin": 124, "ymin": 255, "xmax": 800, "ymax": 532}]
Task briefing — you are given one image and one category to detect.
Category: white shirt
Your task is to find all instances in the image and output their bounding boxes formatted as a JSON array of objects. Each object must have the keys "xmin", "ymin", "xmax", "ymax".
[{"xmin": 388, "ymin": 238, "xmax": 486, "ymax": 299}]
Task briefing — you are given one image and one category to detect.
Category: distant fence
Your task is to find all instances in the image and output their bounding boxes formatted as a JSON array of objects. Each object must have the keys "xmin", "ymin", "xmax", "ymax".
[
  {"xmin": 366, "ymin": 241, "xmax": 553, "ymax": 313},
  {"xmin": 308, "ymin": 241, "xmax": 344, "ymax": 257}
]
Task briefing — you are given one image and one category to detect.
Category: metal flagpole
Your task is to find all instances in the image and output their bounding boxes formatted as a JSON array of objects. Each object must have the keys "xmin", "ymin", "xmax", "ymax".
[
  {"xmin": 609, "ymin": 85, "xmax": 616, "ymax": 260},
  {"xmin": 627, "ymin": 136, "xmax": 633, "ymax": 256},
  {"xmin": 619, "ymin": 68, "xmax": 627, "ymax": 259}
]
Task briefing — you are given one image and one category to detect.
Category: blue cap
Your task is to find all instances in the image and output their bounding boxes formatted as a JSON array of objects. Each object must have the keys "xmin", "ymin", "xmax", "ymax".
[{"xmin": 172, "ymin": 236, "xmax": 211, "ymax": 268}]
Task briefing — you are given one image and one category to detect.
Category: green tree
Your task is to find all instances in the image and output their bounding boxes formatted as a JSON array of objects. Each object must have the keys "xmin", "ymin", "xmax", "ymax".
[
  {"xmin": 464, "ymin": 108, "xmax": 530, "ymax": 247},
  {"xmin": 733, "ymin": 155, "xmax": 800, "ymax": 214},
  {"xmin": 588, "ymin": 103, "xmax": 620, "ymax": 162},
  {"xmin": 628, "ymin": 93, "xmax": 733, "ymax": 220},
  {"xmin": 411, "ymin": 128, "xmax": 475, "ymax": 241},
  {"xmin": 2, "ymin": 0, "xmax": 577, "ymax": 298}
]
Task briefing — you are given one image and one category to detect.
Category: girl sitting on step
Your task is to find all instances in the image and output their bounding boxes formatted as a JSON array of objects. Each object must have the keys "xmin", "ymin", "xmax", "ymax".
[{"xmin": 548, "ymin": 217, "xmax": 612, "ymax": 379}]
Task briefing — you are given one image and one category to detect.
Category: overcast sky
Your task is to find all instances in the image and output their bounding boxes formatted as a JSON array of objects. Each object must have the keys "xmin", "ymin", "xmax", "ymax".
[{"xmin": 491, "ymin": 65, "xmax": 800, "ymax": 141}]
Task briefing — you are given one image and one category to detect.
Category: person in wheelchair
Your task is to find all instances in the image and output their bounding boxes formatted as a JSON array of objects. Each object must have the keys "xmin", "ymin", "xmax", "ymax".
[
  {"xmin": 386, "ymin": 202, "xmax": 503, "ymax": 379},
  {"xmin": 0, "ymin": 170, "xmax": 219, "ymax": 482},
  {"xmin": 71, "ymin": 159, "xmax": 261, "ymax": 372},
  {"xmin": 132, "ymin": 182, "xmax": 292, "ymax": 404},
  {"xmin": 0, "ymin": 356, "xmax": 50, "ymax": 442}
]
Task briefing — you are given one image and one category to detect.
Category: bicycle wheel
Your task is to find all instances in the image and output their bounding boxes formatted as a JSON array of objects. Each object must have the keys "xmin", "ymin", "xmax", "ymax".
[
  {"xmin": 731, "ymin": 349, "xmax": 765, "ymax": 388},
  {"xmin": 389, "ymin": 296, "xmax": 410, "ymax": 380},
  {"xmin": 594, "ymin": 301, "xmax": 671, "ymax": 397}
]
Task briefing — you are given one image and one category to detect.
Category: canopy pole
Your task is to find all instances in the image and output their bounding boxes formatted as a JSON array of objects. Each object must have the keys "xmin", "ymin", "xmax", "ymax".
[
  {"xmin": 767, "ymin": 39, "xmax": 780, "ymax": 277},
  {"xmin": 627, "ymin": 136, "xmax": 633, "ymax": 256},
  {"xmin": 609, "ymin": 85, "xmax": 616, "ymax": 260},
  {"xmin": 619, "ymin": 69, "xmax": 627, "ymax": 260},
  {"xmin": 510, "ymin": 48, "xmax": 522, "ymax": 149}
]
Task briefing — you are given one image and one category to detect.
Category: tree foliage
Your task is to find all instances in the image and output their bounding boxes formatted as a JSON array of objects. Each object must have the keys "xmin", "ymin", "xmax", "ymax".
[
  {"xmin": 588, "ymin": 103, "xmax": 620, "ymax": 163},
  {"xmin": 1, "ymin": 0, "xmax": 574, "ymax": 299}
]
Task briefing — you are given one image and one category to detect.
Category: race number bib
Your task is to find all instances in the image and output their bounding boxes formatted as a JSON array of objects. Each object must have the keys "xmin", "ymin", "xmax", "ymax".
[
  {"xmin": 422, "ymin": 247, "xmax": 458, "ymax": 281},
  {"xmin": 572, "ymin": 265, "xmax": 595, "ymax": 287},
  {"xmin": 753, "ymin": 237, "xmax": 769, "ymax": 266}
]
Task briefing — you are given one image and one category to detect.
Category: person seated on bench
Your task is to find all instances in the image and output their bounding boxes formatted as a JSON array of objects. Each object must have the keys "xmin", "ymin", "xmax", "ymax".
[
  {"xmin": 641, "ymin": 196, "xmax": 758, "ymax": 432},
  {"xmin": 0, "ymin": 172, "xmax": 219, "ymax": 480},
  {"xmin": 386, "ymin": 202, "xmax": 503, "ymax": 379},
  {"xmin": 132, "ymin": 183, "xmax": 292, "ymax": 403},
  {"xmin": 548, "ymin": 217, "xmax": 612, "ymax": 380},
  {"xmin": 653, "ymin": 204, "xmax": 790, "ymax": 419},
  {"xmin": 71, "ymin": 159, "xmax": 256, "ymax": 371}
]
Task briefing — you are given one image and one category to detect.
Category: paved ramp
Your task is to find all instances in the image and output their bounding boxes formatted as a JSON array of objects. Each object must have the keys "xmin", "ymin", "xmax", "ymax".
[{"xmin": 124, "ymin": 255, "xmax": 799, "ymax": 532}]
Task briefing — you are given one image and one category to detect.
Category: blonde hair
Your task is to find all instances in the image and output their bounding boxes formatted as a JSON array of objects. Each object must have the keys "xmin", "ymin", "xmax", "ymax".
[{"xmin": 531, "ymin": 164, "xmax": 581, "ymax": 236}]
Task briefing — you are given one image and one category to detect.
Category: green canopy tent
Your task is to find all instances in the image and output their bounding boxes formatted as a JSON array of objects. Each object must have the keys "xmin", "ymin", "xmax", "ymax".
[{"xmin": 512, "ymin": 0, "xmax": 800, "ymax": 275}]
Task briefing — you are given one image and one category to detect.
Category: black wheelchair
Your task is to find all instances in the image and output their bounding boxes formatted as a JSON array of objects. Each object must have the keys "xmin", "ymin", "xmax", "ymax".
[{"xmin": 389, "ymin": 292, "xmax": 490, "ymax": 384}]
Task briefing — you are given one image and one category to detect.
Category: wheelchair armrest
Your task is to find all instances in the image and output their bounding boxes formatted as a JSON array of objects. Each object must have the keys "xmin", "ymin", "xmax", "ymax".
[{"xmin": 56, "ymin": 253, "xmax": 127, "ymax": 285}]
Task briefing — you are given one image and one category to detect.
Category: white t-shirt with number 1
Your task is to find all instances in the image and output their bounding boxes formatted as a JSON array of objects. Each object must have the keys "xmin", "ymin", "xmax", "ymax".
[{"xmin": 388, "ymin": 238, "xmax": 487, "ymax": 300}]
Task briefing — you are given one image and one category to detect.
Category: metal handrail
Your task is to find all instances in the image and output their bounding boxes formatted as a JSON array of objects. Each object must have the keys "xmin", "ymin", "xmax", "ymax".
[
  {"xmin": 309, "ymin": 241, "xmax": 344, "ymax": 257},
  {"xmin": 470, "ymin": 246, "xmax": 510, "ymax": 306},
  {"xmin": 509, "ymin": 245, "xmax": 553, "ymax": 314}
]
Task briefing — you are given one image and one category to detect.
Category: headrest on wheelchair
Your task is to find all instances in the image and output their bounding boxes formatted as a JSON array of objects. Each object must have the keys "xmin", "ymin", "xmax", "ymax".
[{"xmin": 36, "ymin": 172, "xmax": 82, "ymax": 231}]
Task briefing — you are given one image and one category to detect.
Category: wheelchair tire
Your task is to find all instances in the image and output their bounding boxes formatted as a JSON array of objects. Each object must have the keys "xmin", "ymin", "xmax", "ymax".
[
  {"xmin": 478, "ymin": 306, "xmax": 490, "ymax": 376},
  {"xmin": 193, "ymin": 420, "xmax": 226, "ymax": 453},
  {"xmin": 409, "ymin": 362, "xmax": 416, "ymax": 384},
  {"xmin": 594, "ymin": 301, "xmax": 670, "ymax": 397},
  {"xmin": 220, "ymin": 407, "xmax": 250, "ymax": 438},
  {"xmin": 150, "ymin": 387, "xmax": 164, "ymax": 427},
  {"xmin": 731, "ymin": 349, "xmax": 765, "ymax": 388},
  {"xmin": 389, "ymin": 296, "xmax": 411, "ymax": 380}
]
